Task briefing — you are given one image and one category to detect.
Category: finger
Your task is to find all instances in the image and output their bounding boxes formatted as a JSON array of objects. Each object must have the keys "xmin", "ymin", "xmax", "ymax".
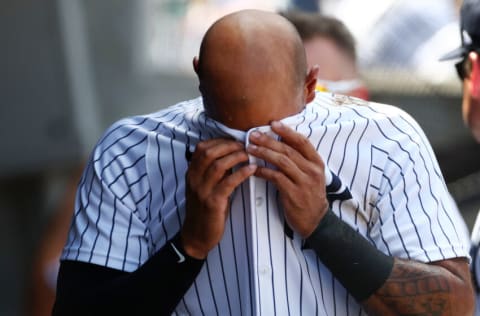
[
  {"xmin": 192, "ymin": 138, "xmax": 232, "ymax": 154},
  {"xmin": 249, "ymin": 130, "xmax": 307, "ymax": 167},
  {"xmin": 187, "ymin": 139, "xmax": 242, "ymax": 191},
  {"xmin": 193, "ymin": 139, "xmax": 244, "ymax": 159},
  {"xmin": 190, "ymin": 139, "xmax": 245, "ymax": 175},
  {"xmin": 253, "ymin": 165, "xmax": 295, "ymax": 193},
  {"xmin": 270, "ymin": 121, "xmax": 324, "ymax": 164},
  {"xmin": 214, "ymin": 164, "xmax": 257, "ymax": 198},
  {"xmin": 203, "ymin": 150, "xmax": 250, "ymax": 189},
  {"xmin": 247, "ymin": 142, "xmax": 304, "ymax": 182}
]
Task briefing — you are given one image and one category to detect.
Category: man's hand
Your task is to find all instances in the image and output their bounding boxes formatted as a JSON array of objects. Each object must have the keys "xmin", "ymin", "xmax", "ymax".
[
  {"xmin": 247, "ymin": 121, "xmax": 329, "ymax": 238},
  {"xmin": 182, "ymin": 138, "xmax": 257, "ymax": 259}
]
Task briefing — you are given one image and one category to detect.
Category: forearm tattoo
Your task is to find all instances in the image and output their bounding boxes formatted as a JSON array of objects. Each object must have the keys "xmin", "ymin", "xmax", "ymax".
[{"xmin": 376, "ymin": 260, "xmax": 452, "ymax": 315}]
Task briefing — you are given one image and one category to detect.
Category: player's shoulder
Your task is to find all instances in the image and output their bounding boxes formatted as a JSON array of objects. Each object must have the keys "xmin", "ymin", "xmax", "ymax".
[
  {"xmin": 99, "ymin": 98, "xmax": 202, "ymax": 144},
  {"xmin": 92, "ymin": 97, "xmax": 203, "ymax": 165},
  {"xmin": 311, "ymin": 91, "xmax": 419, "ymax": 126}
]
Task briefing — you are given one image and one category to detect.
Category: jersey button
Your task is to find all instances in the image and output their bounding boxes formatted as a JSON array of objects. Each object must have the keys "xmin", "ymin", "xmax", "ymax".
[
  {"xmin": 259, "ymin": 265, "xmax": 271, "ymax": 276},
  {"xmin": 255, "ymin": 196, "xmax": 264, "ymax": 207}
]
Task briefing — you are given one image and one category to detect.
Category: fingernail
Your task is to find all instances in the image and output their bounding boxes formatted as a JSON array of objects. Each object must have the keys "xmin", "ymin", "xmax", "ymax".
[
  {"xmin": 272, "ymin": 121, "xmax": 283, "ymax": 128},
  {"xmin": 250, "ymin": 131, "xmax": 261, "ymax": 139}
]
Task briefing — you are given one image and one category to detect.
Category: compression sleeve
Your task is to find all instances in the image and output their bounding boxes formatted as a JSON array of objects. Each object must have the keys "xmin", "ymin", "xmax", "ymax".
[
  {"xmin": 305, "ymin": 209, "xmax": 394, "ymax": 301},
  {"xmin": 52, "ymin": 233, "xmax": 204, "ymax": 316}
]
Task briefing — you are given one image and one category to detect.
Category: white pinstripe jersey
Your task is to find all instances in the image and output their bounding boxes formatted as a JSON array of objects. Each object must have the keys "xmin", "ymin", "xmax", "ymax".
[{"xmin": 62, "ymin": 92, "xmax": 470, "ymax": 316}]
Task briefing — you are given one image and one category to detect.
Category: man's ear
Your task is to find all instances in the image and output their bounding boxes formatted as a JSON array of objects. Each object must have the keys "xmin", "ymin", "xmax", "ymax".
[
  {"xmin": 193, "ymin": 56, "xmax": 200, "ymax": 75},
  {"xmin": 304, "ymin": 65, "xmax": 319, "ymax": 104}
]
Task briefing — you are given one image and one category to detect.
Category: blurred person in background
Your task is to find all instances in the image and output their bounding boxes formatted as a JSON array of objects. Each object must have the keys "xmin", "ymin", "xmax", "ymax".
[
  {"xmin": 441, "ymin": 0, "xmax": 480, "ymax": 314},
  {"xmin": 280, "ymin": 10, "xmax": 369, "ymax": 99}
]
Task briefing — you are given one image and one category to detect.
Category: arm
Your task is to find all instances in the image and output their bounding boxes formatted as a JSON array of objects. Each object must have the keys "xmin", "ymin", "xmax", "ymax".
[
  {"xmin": 53, "ymin": 233, "xmax": 204, "ymax": 316},
  {"xmin": 305, "ymin": 207, "xmax": 473, "ymax": 315},
  {"xmin": 247, "ymin": 121, "xmax": 475, "ymax": 315},
  {"xmin": 365, "ymin": 257, "xmax": 473, "ymax": 315},
  {"xmin": 53, "ymin": 138, "xmax": 256, "ymax": 315}
]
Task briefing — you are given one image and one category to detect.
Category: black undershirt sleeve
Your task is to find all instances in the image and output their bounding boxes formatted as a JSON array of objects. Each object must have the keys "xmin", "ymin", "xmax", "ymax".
[{"xmin": 52, "ymin": 233, "xmax": 204, "ymax": 316}]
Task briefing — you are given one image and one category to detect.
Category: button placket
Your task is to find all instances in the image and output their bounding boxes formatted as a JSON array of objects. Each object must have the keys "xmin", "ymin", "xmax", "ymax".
[
  {"xmin": 248, "ymin": 161, "xmax": 268, "ymax": 314},
  {"xmin": 247, "ymin": 126, "xmax": 279, "ymax": 315}
]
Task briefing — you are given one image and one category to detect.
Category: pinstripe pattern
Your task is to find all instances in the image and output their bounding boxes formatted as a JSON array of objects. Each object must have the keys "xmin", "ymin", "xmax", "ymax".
[{"xmin": 62, "ymin": 92, "xmax": 470, "ymax": 315}]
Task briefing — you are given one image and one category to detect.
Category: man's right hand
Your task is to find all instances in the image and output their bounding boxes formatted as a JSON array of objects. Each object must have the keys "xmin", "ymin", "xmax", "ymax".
[{"xmin": 181, "ymin": 138, "xmax": 257, "ymax": 259}]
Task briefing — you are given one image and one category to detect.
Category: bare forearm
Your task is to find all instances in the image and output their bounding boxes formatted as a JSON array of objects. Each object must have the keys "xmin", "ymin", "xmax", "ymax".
[{"xmin": 364, "ymin": 258, "xmax": 475, "ymax": 316}]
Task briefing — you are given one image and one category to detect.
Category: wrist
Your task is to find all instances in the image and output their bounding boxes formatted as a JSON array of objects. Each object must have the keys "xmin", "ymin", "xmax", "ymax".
[
  {"xmin": 179, "ymin": 232, "xmax": 210, "ymax": 260},
  {"xmin": 170, "ymin": 233, "xmax": 208, "ymax": 263},
  {"xmin": 302, "ymin": 206, "xmax": 329, "ymax": 238}
]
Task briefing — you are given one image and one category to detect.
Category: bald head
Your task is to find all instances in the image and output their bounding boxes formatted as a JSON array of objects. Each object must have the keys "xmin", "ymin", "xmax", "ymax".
[{"xmin": 194, "ymin": 10, "xmax": 316, "ymax": 130}]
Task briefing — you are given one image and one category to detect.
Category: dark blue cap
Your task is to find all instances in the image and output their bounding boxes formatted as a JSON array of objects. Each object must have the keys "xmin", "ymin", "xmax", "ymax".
[{"xmin": 440, "ymin": 0, "xmax": 480, "ymax": 61}]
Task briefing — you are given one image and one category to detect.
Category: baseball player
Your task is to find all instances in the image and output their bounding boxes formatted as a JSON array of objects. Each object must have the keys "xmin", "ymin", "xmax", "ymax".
[
  {"xmin": 440, "ymin": 0, "xmax": 480, "ymax": 143},
  {"xmin": 53, "ymin": 10, "xmax": 474, "ymax": 315},
  {"xmin": 440, "ymin": 0, "xmax": 480, "ymax": 314}
]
